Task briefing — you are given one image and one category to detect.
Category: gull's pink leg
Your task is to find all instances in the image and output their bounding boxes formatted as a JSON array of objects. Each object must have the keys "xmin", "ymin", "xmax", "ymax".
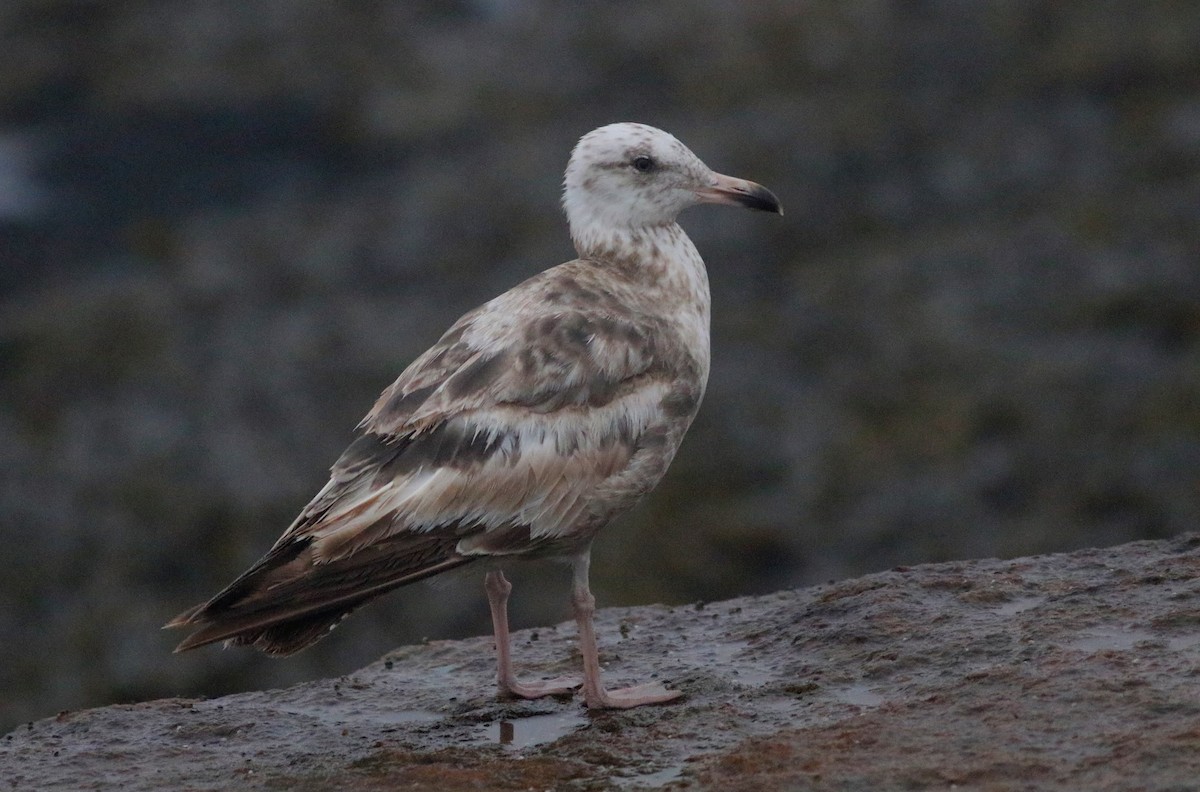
[
  {"xmin": 570, "ymin": 551, "xmax": 682, "ymax": 709},
  {"xmin": 484, "ymin": 570, "xmax": 579, "ymax": 699}
]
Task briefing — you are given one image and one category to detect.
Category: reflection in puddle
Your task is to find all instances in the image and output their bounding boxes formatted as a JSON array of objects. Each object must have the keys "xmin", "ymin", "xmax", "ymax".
[{"xmin": 484, "ymin": 711, "xmax": 588, "ymax": 749}]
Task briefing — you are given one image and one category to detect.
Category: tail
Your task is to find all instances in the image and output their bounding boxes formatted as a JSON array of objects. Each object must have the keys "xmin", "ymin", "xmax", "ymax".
[{"xmin": 165, "ymin": 534, "xmax": 472, "ymax": 656}]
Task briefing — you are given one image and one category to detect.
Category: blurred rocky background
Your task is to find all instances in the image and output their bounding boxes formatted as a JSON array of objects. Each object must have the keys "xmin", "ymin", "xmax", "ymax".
[{"xmin": 0, "ymin": 0, "xmax": 1197, "ymax": 731}]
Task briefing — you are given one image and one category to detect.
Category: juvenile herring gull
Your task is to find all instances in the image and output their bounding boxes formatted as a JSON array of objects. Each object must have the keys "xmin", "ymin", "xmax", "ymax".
[{"xmin": 167, "ymin": 122, "xmax": 782, "ymax": 709}]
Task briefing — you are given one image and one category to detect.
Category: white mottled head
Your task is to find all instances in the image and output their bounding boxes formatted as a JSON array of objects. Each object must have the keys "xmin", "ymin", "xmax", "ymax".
[{"xmin": 562, "ymin": 122, "xmax": 781, "ymax": 256}]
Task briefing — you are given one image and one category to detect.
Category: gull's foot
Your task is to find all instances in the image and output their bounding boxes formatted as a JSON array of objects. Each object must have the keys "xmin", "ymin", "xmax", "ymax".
[
  {"xmin": 499, "ymin": 675, "xmax": 582, "ymax": 700},
  {"xmin": 586, "ymin": 681, "xmax": 683, "ymax": 710}
]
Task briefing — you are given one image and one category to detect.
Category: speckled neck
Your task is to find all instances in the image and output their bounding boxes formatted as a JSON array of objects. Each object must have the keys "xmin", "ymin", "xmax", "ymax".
[{"xmin": 575, "ymin": 221, "xmax": 711, "ymax": 381}]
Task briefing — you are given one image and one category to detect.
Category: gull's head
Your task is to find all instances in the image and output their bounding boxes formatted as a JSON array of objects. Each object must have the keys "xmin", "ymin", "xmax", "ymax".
[{"xmin": 562, "ymin": 122, "xmax": 782, "ymax": 252}]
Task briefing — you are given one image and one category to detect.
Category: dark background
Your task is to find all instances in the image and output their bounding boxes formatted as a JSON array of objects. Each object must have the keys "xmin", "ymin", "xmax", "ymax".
[{"xmin": 1, "ymin": 1, "xmax": 1197, "ymax": 731}]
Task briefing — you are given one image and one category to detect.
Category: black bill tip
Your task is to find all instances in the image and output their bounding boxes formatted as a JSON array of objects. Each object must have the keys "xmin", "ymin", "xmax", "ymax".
[{"xmin": 738, "ymin": 183, "xmax": 783, "ymax": 215}]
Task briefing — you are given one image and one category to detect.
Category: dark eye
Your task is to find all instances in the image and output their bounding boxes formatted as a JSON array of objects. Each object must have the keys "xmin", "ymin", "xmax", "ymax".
[{"xmin": 631, "ymin": 155, "xmax": 656, "ymax": 173}]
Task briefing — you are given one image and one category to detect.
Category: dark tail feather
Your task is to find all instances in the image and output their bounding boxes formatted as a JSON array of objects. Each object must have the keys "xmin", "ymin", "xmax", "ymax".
[
  {"xmin": 177, "ymin": 600, "xmax": 371, "ymax": 656},
  {"xmin": 166, "ymin": 535, "xmax": 472, "ymax": 656}
]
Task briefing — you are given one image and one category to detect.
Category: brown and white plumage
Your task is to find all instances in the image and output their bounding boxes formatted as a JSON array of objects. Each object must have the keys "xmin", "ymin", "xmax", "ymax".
[{"xmin": 167, "ymin": 122, "xmax": 781, "ymax": 708}]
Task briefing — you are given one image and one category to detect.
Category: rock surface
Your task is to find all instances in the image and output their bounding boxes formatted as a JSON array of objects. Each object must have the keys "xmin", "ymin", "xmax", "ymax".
[
  {"xmin": 5, "ymin": 535, "xmax": 1200, "ymax": 791},
  {"xmin": 2, "ymin": 1, "xmax": 1199, "ymax": 730}
]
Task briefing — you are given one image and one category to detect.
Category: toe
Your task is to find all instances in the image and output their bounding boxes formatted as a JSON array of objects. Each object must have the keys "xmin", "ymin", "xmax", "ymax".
[
  {"xmin": 589, "ymin": 681, "xmax": 683, "ymax": 709},
  {"xmin": 501, "ymin": 675, "xmax": 582, "ymax": 700}
]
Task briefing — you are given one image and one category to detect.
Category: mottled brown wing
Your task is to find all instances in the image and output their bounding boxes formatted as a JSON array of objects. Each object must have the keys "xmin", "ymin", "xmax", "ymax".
[
  {"xmin": 361, "ymin": 303, "xmax": 667, "ymax": 437},
  {"xmin": 168, "ymin": 283, "xmax": 690, "ymax": 655},
  {"xmin": 289, "ymin": 303, "xmax": 677, "ymax": 557}
]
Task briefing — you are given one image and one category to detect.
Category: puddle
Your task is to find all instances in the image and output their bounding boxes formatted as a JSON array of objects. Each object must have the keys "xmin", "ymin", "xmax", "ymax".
[
  {"xmin": 728, "ymin": 666, "xmax": 773, "ymax": 686},
  {"xmin": 481, "ymin": 710, "xmax": 588, "ymax": 750},
  {"xmin": 992, "ymin": 596, "xmax": 1044, "ymax": 616},
  {"xmin": 832, "ymin": 684, "xmax": 884, "ymax": 708},
  {"xmin": 1063, "ymin": 627, "xmax": 1200, "ymax": 654},
  {"xmin": 713, "ymin": 640, "xmax": 773, "ymax": 687},
  {"xmin": 617, "ymin": 764, "xmax": 684, "ymax": 789},
  {"xmin": 275, "ymin": 704, "xmax": 441, "ymax": 727}
]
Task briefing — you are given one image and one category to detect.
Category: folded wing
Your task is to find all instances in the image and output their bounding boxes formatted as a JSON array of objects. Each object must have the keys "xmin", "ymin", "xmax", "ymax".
[{"xmin": 167, "ymin": 267, "xmax": 690, "ymax": 654}]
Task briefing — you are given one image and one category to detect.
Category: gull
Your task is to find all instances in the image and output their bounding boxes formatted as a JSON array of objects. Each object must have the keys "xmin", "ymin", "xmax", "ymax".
[{"xmin": 166, "ymin": 122, "xmax": 782, "ymax": 709}]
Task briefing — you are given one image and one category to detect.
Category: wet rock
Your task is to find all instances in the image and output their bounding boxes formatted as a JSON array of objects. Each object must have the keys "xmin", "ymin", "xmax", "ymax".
[
  {"xmin": 2, "ymin": 0, "xmax": 1198, "ymax": 737},
  {"xmin": 4, "ymin": 535, "xmax": 1199, "ymax": 791}
]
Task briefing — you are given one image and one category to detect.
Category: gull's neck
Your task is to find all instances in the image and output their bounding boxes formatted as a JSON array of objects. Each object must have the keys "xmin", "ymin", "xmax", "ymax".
[
  {"xmin": 571, "ymin": 220, "xmax": 711, "ymax": 376},
  {"xmin": 573, "ymin": 222, "xmax": 709, "ymax": 306}
]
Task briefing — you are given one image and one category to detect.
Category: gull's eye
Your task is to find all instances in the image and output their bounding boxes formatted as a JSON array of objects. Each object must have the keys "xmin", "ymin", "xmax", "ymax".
[{"xmin": 631, "ymin": 155, "xmax": 656, "ymax": 173}]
